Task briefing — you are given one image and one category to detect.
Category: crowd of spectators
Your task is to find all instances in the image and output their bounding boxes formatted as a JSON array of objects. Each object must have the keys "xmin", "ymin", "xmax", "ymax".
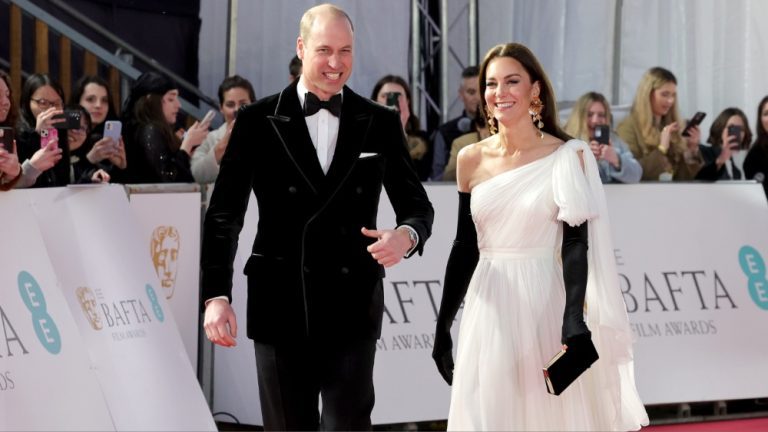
[{"xmin": 2, "ymin": 61, "xmax": 767, "ymax": 200}]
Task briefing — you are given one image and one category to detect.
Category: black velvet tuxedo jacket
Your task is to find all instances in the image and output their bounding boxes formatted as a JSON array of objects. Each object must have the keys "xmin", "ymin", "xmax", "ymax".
[{"xmin": 201, "ymin": 81, "xmax": 434, "ymax": 344}]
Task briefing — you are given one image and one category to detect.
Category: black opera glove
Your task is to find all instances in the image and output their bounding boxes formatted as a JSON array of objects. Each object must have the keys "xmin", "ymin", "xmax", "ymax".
[
  {"xmin": 561, "ymin": 221, "xmax": 591, "ymax": 345},
  {"xmin": 432, "ymin": 192, "xmax": 479, "ymax": 385}
]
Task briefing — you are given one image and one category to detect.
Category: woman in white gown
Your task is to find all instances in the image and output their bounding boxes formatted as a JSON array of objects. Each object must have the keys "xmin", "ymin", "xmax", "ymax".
[{"xmin": 432, "ymin": 43, "xmax": 649, "ymax": 431}]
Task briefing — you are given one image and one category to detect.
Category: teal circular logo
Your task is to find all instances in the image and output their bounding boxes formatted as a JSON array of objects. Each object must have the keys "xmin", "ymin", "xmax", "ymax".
[
  {"xmin": 17, "ymin": 271, "xmax": 61, "ymax": 354},
  {"xmin": 738, "ymin": 246, "xmax": 768, "ymax": 311},
  {"xmin": 146, "ymin": 284, "xmax": 164, "ymax": 322}
]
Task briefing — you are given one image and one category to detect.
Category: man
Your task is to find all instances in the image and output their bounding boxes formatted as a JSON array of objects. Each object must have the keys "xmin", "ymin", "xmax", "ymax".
[
  {"xmin": 429, "ymin": 65, "xmax": 480, "ymax": 180},
  {"xmin": 201, "ymin": 4, "xmax": 434, "ymax": 431}
]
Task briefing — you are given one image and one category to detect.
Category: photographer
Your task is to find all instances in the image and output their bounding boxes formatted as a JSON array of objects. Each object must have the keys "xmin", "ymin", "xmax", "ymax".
[
  {"xmin": 563, "ymin": 92, "xmax": 642, "ymax": 183},
  {"xmin": 371, "ymin": 75, "xmax": 431, "ymax": 180},
  {"xmin": 696, "ymin": 108, "xmax": 752, "ymax": 180}
]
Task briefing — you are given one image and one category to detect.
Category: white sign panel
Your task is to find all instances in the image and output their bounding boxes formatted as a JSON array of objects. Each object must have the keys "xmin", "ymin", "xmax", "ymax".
[
  {"xmin": 129, "ymin": 192, "xmax": 202, "ymax": 371},
  {"xmin": 0, "ymin": 191, "xmax": 115, "ymax": 432},
  {"xmin": 605, "ymin": 183, "xmax": 768, "ymax": 404},
  {"xmin": 29, "ymin": 186, "xmax": 216, "ymax": 431}
]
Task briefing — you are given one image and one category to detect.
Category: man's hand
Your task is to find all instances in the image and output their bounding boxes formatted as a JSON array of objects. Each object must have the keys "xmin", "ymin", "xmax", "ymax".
[
  {"xmin": 203, "ymin": 298, "xmax": 238, "ymax": 347},
  {"xmin": 361, "ymin": 227, "xmax": 412, "ymax": 267}
]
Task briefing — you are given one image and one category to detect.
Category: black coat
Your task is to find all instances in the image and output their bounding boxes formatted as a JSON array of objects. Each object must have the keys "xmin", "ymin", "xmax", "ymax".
[{"xmin": 201, "ymin": 82, "xmax": 434, "ymax": 344}]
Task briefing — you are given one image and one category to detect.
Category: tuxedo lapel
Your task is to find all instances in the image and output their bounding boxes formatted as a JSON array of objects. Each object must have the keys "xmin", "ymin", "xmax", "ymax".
[
  {"xmin": 267, "ymin": 83, "xmax": 325, "ymax": 194},
  {"xmin": 324, "ymin": 88, "xmax": 372, "ymax": 190}
]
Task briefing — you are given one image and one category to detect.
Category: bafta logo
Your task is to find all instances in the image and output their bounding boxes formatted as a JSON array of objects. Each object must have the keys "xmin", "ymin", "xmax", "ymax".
[
  {"xmin": 151, "ymin": 226, "xmax": 180, "ymax": 300},
  {"xmin": 76, "ymin": 286, "xmax": 102, "ymax": 330}
]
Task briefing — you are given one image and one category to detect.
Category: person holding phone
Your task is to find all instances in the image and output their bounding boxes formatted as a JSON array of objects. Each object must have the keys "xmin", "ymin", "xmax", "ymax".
[
  {"xmin": 695, "ymin": 108, "xmax": 752, "ymax": 180},
  {"xmin": 617, "ymin": 67, "xmax": 703, "ymax": 181},
  {"xmin": 744, "ymin": 96, "xmax": 768, "ymax": 199},
  {"xmin": 371, "ymin": 75, "xmax": 431, "ymax": 180},
  {"xmin": 14, "ymin": 73, "xmax": 68, "ymax": 187},
  {"xmin": 122, "ymin": 71, "xmax": 208, "ymax": 183},
  {"xmin": 563, "ymin": 92, "xmax": 642, "ymax": 183},
  {"xmin": 191, "ymin": 75, "xmax": 255, "ymax": 184},
  {"xmin": 71, "ymin": 75, "xmax": 127, "ymax": 178}
]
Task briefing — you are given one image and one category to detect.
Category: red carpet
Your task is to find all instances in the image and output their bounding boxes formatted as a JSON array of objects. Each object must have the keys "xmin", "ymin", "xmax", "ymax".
[{"xmin": 643, "ymin": 417, "xmax": 768, "ymax": 432}]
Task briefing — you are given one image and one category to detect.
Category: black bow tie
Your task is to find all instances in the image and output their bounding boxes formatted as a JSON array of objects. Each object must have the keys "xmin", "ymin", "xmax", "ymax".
[{"xmin": 303, "ymin": 92, "xmax": 342, "ymax": 117}]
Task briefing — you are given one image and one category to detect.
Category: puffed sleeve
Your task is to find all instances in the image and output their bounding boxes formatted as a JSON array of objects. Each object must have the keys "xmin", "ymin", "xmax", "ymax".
[{"xmin": 552, "ymin": 140, "xmax": 599, "ymax": 226}]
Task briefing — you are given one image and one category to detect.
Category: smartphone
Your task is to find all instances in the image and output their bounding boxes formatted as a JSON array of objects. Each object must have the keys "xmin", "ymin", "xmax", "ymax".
[
  {"xmin": 52, "ymin": 110, "xmax": 82, "ymax": 130},
  {"xmin": 727, "ymin": 124, "xmax": 743, "ymax": 147},
  {"xmin": 103, "ymin": 120, "xmax": 122, "ymax": 145},
  {"xmin": 40, "ymin": 128, "xmax": 59, "ymax": 149},
  {"xmin": 681, "ymin": 111, "xmax": 706, "ymax": 137},
  {"xmin": 385, "ymin": 92, "xmax": 401, "ymax": 111},
  {"xmin": 201, "ymin": 109, "xmax": 216, "ymax": 125},
  {"xmin": 593, "ymin": 124, "xmax": 610, "ymax": 145},
  {"xmin": 0, "ymin": 127, "xmax": 14, "ymax": 153}
]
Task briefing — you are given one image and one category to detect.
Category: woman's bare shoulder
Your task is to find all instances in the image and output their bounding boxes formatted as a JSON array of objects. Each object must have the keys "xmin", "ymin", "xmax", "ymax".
[{"xmin": 456, "ymin": 136, "xmax": 496, "ymax": 192}]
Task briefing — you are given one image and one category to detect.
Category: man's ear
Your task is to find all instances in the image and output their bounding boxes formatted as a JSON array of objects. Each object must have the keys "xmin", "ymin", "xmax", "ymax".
[{"xmin": 296, "ymin": 37, "xmax": 305, "ymax": 61}]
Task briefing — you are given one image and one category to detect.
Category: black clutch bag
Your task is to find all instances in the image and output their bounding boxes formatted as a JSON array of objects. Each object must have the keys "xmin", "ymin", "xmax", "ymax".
[{"xmin": 542, "ymin": 335, "xmax": 599, "ymax": 396}]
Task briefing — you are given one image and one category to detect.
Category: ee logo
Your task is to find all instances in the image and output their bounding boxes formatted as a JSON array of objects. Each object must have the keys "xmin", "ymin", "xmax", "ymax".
[
  {"xmin": 738, "ymin": 246, "xmax": 768, "ymax": 310},
  {"xmin": 18, "ymin": 271, "xmax": 61, "ymax": 354}
]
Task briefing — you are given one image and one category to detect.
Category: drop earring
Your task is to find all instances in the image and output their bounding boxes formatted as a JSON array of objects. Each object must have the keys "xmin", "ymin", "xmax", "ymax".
[
  {"xmin": 529, "ymin": 96, "xmax": 544, "ymax": 139},
  {"xmin": 485, "ymin": 105, "xmax": 497, "ymax": 135}
]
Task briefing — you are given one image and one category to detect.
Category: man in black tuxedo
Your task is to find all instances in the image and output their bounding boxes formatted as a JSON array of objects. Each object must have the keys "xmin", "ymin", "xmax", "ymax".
[{"xmin": 200, "ymin": 3, "xmax": 434, "ymax": 431}]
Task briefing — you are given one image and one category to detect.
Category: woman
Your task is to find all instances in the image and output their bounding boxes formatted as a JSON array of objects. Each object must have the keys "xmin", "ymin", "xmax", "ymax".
[
  {"xmin": 617, "ymin": 67, "xmax": 703, "ymax": 181},
  {"xmin": 696, "ymin": 108, "xmax": 752, "ymax": 180},
  {"xmin": 563, "ymin": 92, "xmax": 642, "ymax": 183},
  {"xmin": 191, "ymin": 75, "xmax": 255, "ymax": 184},
  {"xmin": 122, "ymin": 71, "xmax": 208, "ymax": 183},
  {"xmin": 432, "ymin": 43, "xmax": 648, "ymax": 430},
  {"xmin": 0, "ymin": 70, "xmax": 22, "ymax": 189},
  {"xmin": 71, "ymin": 75, "xmax": 127, "ymax": 179},
  {"xmin": 370, "ymin": 75, "xmax": 431, "ymax": 180},
  {"xmin": 744, "ymin": 96, "xmax": 768, "ymax": 199},
  {"xmin": 15, "ymin": 73, "xmax": 69, "ymax": 187}
]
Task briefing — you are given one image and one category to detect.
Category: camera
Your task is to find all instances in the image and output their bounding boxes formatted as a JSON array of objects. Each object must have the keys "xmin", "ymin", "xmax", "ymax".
[{"xmin": 384, "ymin": 92, "xmax": 401, "ymax": 111}]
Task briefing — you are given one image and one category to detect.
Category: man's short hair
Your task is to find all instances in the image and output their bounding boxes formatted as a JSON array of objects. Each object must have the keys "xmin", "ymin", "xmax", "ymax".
[
  {"xmin": 299, "ymin": 3, "xmax": 354, "ymax": 42},
  {"xmin": 217, "ymin": 75, "xmax": 256, "ymax": 106},
  {"xmin": 461, "ymin": 65, "xmax": 479, "ymax": 79}
]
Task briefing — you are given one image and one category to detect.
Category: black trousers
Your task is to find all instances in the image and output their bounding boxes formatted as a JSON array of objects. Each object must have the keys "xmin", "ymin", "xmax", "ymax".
[{"xmin": 254, "ymin": 339, "xmax": 377, "ymax": 431}]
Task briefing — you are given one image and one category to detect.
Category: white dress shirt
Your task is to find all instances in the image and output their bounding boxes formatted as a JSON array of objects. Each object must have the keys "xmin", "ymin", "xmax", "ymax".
[{"xmin": 296, "ymin": 78, "xmax": 341, "ymax": 174}]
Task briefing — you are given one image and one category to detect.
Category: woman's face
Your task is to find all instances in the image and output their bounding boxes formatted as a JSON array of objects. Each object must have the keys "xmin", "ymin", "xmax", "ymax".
[
  {"xmin": 484, "ymin": 56, "xmax": 538, "ymax": 128},
  {"xmin": 761, "ymin": 101, "xmax": 768, "ymax": 134},
  {"xmin": 220, "ymin": 87, "xmax": 252, "ymax": 125},
  {"xmin": 586, "ymin": 101, "xmax": 608, "ymax": 137},
  {"xmin": 161, "ymin": 89, "xmax": 181, "ymax": 125},
  {"xmin": 650, "ymin": 82, "xmax": 676, "ymax": 118},
  {"xmin": 67, "ymin": 114, "xmax": 89, "ymax": 151},
  {"xmin": 0, "ymin": 79, "xmax": 11, "ymax": 123},
  {"xmin": 376, "ymin": 82, "xmax": 409, "ymax": 114},
  {"xmin": 80, "ymin": 83, "xmax": 109, "ymax": 125},
  {"xmin": 29, "ymin": 85, "xmax": 63, "ymax": 118}
]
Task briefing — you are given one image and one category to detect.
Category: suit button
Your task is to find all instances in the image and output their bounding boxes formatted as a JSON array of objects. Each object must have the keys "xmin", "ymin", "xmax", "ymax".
[
  {"xmin": 355, "ymin": 186, "xmax": 363, "ymax": 195},
  {"xmin": 340, "ymin": 267, "xmax": 349, "ymax": 275},
  {"xmin": 288, "ymin": 186, "xmax": 298, "ymax": 194},
  {"xmin": 303, "ymin": 265, "xmax": 310, "ymax": 273}
]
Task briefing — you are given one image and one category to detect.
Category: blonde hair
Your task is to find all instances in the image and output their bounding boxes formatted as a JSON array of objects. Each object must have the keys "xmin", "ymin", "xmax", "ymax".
[
  {"xmin": 563, "ymin": 92, "xmax": 612, "ymax": 141},
  {"xmin": 299, "ymin": 3, "xmax": 354, "ymax": 42},
  {"xmin": 627, "ymin": 67, "xmax": 684, "ymax": 150}
]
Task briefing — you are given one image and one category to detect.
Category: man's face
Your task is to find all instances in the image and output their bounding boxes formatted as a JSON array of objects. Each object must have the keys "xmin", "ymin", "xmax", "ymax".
[
  {"xmin": 296, "ymin": 14, "xmax": 354, "ymax": 100},
  {"xmin": 459, "ymin": 76, "xmax": 480, "ymax": 117}
]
